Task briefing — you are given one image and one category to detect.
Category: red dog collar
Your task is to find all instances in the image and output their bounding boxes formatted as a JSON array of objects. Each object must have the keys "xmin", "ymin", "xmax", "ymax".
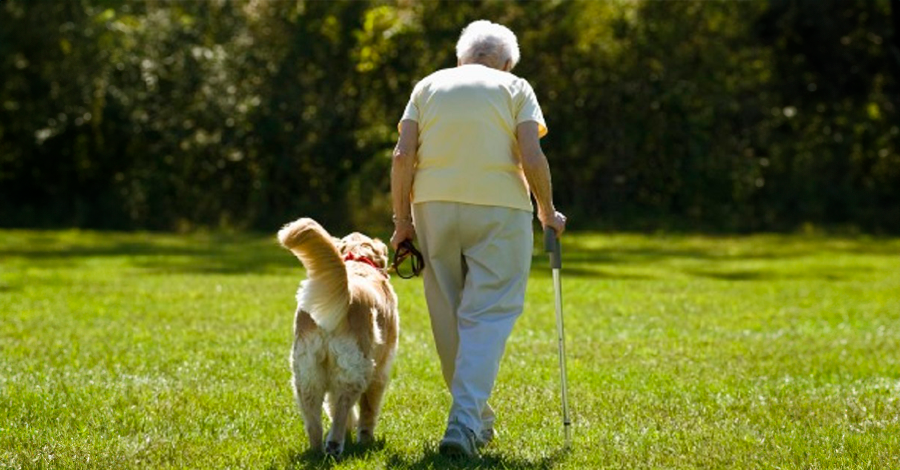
[{"xmin": 344, "ymin": 252, "xmax": 386, "ymax": 275}]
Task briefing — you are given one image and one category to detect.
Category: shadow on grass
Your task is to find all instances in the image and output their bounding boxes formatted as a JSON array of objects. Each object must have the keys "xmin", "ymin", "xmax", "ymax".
[
  {"xmin": 529, "ymin": 264, "xmax": 657, "ymax": 280},
  {"xmin": 0, "ymin": 232, "xmax": 299, "ymax": 275},
  {"xmin": 273, "ymin": 441, "xmax": 568, "ymax": 470},
  {"xmin": 684, "ymin": 268, "xmax": 857, "ymax": 282},
  {"xmin": 382, "ymin": 444, "xmax": 568, "ymax": 470},
  {"xmin": 529, "ymin": 238, "xmax": 884, "ymax": 281},
  {"xmin": 272, "ymin": 439, "xmax": 386, "ymax": 470},
  {"xmin": 548, "ymin": 233, "xmax": 900, "ymax": 263}
]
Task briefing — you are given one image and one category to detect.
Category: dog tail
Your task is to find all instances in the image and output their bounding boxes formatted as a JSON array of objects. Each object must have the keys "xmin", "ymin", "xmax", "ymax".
[{"xmin": 278, "ymin": 218, "xmax": 349, "ymax": 331}]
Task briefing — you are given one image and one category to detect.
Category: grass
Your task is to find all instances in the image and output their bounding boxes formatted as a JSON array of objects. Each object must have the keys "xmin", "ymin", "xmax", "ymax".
[{"xmin": 1, "ymin": 228, "xmax": 899, "ymax": 469}]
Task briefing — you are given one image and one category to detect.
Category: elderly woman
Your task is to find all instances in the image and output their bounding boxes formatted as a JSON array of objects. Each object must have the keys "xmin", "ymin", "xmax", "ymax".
[{"xmin": 391, "ymin": 20, "xmax": 567, "ymax": 458}]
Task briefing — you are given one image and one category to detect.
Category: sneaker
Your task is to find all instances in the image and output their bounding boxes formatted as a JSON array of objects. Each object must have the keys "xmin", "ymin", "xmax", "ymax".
[
  {"xmin": 475, "ymin": 427, "xmax": 495, "ymax": 448},
  {"xmin": 439, "ymin": 421, "xmax": 478, "ymax": 458}
]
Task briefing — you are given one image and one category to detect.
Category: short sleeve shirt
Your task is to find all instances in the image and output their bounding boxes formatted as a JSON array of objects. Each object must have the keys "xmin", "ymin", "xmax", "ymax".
[{"xmin": 399, "ymin": 64, "xmax": 547, "ymax": 212}]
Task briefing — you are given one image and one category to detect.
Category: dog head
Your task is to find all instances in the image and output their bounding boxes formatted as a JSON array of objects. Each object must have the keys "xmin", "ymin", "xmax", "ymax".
[{"xmin": 338, "ymin": 232, "xmax": 389, "ymax": 270}]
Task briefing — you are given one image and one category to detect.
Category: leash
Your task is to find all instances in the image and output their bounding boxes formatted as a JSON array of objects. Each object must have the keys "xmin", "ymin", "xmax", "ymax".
[{"xmin": 390, "ymin": 239, "xmax": 424, "ymax": 279}]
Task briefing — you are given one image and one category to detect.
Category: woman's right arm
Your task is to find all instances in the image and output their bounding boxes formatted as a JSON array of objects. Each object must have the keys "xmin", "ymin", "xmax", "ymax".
[
  {"xmin": 390, "ymin": 119, "xmax": 419, "ymax": 249},
  {"xmin": 517, "ymin": 121, "xmax": 567, "ymax": 235}
]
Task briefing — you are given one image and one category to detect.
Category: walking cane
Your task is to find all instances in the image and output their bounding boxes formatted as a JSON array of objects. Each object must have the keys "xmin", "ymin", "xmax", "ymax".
[{"xmin": 544, "ymin": 227, "xmax": 572, "ymax": 448}]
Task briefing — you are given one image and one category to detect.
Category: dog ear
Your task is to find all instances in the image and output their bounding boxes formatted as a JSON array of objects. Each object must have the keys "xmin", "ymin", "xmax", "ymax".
[{"xmin": 372, "ymin": 238, "xmax": 390, "ymax": 269}]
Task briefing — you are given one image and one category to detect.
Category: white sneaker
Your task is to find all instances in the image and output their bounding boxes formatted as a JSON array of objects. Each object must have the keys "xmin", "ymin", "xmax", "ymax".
[{"xmin": 439, "ymin": 421, "xmax": 478, "ymax": 458}]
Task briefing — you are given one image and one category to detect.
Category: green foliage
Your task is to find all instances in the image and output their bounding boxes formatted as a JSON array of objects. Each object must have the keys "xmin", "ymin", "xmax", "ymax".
[
  {"xmin": 1, "ymin": 229, "xmax": 899, "ymax": 468},
  {"xmin": 0, "ymin": 0, "xmax": 898, "ymax": 232}
]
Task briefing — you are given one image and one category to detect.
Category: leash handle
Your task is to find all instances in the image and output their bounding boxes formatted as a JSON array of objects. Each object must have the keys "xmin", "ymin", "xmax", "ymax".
[
  {"xmin": 543, "ymin": 227, "xmax": 561, "ymax": 269},
  {"xmin": 391, "ymin": 239, "xmax": 424, "ymax": 279}
]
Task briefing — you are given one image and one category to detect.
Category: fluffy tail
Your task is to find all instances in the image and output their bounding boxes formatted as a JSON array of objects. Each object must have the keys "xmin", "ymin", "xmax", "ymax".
[{"xmin": 278, "ymin": 218, "xmax": 349, "ymax": 331}]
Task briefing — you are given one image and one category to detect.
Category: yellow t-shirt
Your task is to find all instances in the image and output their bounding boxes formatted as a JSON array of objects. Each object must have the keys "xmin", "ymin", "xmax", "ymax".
[{"xmin": 399, "ymin": 64, "xmax": 548, "ymax": 212}]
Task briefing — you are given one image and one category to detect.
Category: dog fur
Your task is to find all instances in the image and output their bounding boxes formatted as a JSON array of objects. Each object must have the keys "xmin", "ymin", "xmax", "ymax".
[{"xmin": 278, "ymin": 217, "xmax": 399, "ymax": 457}]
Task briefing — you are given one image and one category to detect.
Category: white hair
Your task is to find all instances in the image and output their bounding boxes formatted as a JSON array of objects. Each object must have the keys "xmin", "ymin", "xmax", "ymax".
[{"xmin": 455, "ymin": 20, "xmax": 521, "ymax": 70}]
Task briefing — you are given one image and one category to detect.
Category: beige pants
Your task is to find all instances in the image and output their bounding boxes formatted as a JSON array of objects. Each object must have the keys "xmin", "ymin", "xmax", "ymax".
[{"xmin": 413, "ymin": 201, "xmax": 533, "ymax": 435}]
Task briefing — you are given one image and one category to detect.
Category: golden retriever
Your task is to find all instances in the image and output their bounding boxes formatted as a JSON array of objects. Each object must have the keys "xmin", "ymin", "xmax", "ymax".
[{"xmin": 277, "ymin": 217, "xmax": 399, "ymax": 457}]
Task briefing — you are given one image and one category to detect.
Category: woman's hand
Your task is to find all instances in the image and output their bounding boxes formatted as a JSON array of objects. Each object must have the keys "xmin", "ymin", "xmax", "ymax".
[
  {"xmin": 539, "ymin": 209, "xmax": 567, "ymax": 237},
  {"xmin": 390, "ymin": 219, "xmax": 416, "ymax": 250}
]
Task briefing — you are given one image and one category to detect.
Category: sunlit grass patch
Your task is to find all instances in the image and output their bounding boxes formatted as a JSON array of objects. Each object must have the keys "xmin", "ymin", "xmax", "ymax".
[{"xmin": 1, "ymin": 230, "xmax": 899, "ymax": 469}]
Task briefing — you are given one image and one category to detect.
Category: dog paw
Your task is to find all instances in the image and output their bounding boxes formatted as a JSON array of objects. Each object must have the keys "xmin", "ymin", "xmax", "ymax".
[
  {"xmin": 324, "ymin": 440, "xmax": 343, "ymax": 457},
  {"xmin": 357, "ymin": 429, "xmax": 374, "ymax": 445}
]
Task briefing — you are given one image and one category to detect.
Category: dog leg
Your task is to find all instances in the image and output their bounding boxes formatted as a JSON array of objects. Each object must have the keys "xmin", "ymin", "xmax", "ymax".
[
  {"xmin": 325, "ymin": 391, "xmax": 361, "ymax": 457},
  {"xmin": 324, "ymin": 393, "xmax": 357, "ymax": 443},
  {"xmin": 293, "ymin": 336, "xmax": 326, "ymax": 453},
  {"xmin": 346, "ymin": 402, "xmax": 359, "ymax": 442},
  {"xmin": 295, "ymin": 375, "xmax": 325, "ymax": 453},
  {"xmin": 295, "ymin": 383, "xmax": 324, "ymax": 452},
  {"xmin": 357, "ymin": 374, "xmax": 389, "ymax": 445}
]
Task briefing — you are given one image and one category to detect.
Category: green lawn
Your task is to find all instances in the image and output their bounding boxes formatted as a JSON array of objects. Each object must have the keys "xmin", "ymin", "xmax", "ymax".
[{"xmin": 1, "ymin": 229, "xmax": 899, "ymax": 469}]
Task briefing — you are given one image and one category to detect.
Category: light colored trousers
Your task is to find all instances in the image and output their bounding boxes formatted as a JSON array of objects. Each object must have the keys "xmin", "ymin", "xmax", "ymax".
[{"xmin": 412, "ymin": 201, "xmax": 533, "ymax": 436}]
